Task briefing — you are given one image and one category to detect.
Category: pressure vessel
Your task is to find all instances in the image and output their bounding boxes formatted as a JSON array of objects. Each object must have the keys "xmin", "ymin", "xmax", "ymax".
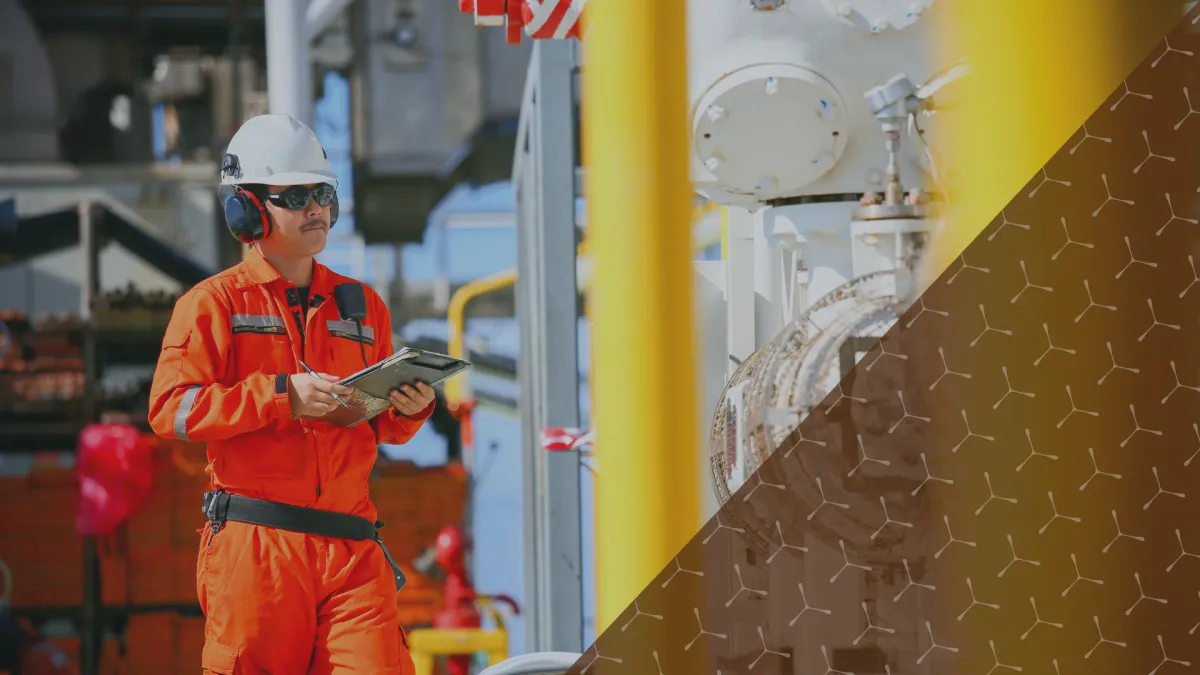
[{"xmin": 686, "ymin": 0, "xmax": 940, "ymax": 206}]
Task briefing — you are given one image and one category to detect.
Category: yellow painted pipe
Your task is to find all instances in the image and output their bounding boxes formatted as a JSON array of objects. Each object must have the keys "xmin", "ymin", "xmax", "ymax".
[
  {"xmin": 582, "ymin": 0, "xmax": 698, "ymax": 635},
  {"xmin": 444, "ymin": 269, "xmax": 519, "ymax": 406},
  {"xmin": 927, "ymin": 0, "xmax": 1181, "ymax": 273},
  {"xmin": 931, "ymin": 0, "xmax": 1185, "ymax": 670}
]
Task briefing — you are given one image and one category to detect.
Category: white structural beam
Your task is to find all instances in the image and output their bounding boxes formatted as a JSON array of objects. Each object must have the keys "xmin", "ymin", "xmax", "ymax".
[
  {"xmin": 515, "ymin": 40, "xmax": 585, "ymax": 655},
  {"xmin": 725, "ymin": 207, "xmax": 757, "ymax": 372},
  {"xmin": 266, "ymin": 0, "xmax": 312, "ymax": 126},
  {"xmin": 307, "ymin": 0, "xmax": 356, "ymax": 40}
]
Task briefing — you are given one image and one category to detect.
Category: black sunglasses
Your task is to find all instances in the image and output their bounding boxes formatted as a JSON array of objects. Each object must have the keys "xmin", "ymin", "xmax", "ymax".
[{"xmin": 267, "ymin": 184, "xmax": 337, "ymax": 210}]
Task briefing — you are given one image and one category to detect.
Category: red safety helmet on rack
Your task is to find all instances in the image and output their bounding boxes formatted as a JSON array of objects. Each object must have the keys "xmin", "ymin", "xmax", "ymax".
[{"xmin": 74, "ymin": 423, "xmax": 156, "ymax": 538}]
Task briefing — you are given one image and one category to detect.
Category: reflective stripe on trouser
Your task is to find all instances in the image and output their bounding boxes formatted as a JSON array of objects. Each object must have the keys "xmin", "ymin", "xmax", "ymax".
[{"xmin": 197, "ymin": 521, "xmax": 415, "ymax": 675}]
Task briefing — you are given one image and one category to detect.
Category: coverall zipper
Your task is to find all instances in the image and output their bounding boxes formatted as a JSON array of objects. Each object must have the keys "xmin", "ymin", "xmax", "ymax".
[
  {"xmin": 291, "ymin": 310, "xmax": 305, "ymax": 356},
  {"xmin": 288, "ymin": 291, "xmax": 322, "ymax": 499}
]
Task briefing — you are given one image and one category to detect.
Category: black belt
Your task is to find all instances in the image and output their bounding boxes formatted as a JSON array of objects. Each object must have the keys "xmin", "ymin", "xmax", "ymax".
[{"xmin": 203, "ymin": 490, "xmax": 407, "ymax": 591}]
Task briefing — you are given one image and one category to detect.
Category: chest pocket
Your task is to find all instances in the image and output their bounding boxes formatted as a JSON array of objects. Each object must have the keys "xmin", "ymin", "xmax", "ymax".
[
  {"xmin": 232, "ymin": 313, "xmax": 288, "ymax": 336},
  {"xmin": 230, "ymin": 312, "xmax": 293, "ymax": 378},
  {"xmin": 326, "ymin": 319, "xmax": 375, "ymax": 346},
  {"xmin": 325, "ymin": 319, "xmax": 376, "ymax": 372}
]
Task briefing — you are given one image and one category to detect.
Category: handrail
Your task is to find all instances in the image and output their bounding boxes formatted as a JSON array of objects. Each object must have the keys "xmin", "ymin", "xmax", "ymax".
[
  {"xmin": 444, "ymin": 269, "xmax": 521, "ymax": 406},
  {"xmin": 444, "ymin": 199, "xmax": 715, "ymax": 408},
  {"xmin": 443, "ymin": 201, "xmax": 721, "ymax": 408}
]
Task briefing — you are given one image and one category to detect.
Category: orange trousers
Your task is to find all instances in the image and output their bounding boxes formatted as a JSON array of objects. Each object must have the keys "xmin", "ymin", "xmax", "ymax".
[{"xmin": 197, "ymin": 521, "xmax": 416, "ymax": 675}]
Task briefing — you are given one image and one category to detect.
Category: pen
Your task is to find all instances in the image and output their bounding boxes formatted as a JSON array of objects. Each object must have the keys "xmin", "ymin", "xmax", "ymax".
[{"xmin": 298, "ymin": 360, "xmax": 350, "ymax": 408}]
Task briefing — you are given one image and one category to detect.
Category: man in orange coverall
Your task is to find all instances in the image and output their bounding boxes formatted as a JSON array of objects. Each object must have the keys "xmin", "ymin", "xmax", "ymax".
[{"xmin": 147, "ymin": 113, "xmax": 435, "ymax": 675}]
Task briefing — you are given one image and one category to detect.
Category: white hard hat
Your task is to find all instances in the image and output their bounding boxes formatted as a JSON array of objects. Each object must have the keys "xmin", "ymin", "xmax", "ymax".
[{"xmin": 220, "ymin": 113, "xmax": 338, "ymax": 187}]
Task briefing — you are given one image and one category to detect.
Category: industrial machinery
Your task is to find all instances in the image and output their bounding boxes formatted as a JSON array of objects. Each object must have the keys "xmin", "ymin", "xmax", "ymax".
[
  {"xmin": 467, "ymin": 0, "xmax": 967, "ymax": 672},
  {"xmin": 349, "ymin": 0, "xmax": 533, "ymax": 244},
  {"xmin": 694, "ymin": 3, "xmax": 964, "ymax": 671}
]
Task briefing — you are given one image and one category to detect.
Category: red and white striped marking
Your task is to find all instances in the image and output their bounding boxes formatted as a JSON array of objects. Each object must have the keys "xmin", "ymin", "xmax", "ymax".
[
  {"xmin": 541, "ymin": 427, "xmax": 594, "ymax": 451},
  {"xmin": 470, "ymin": 0, "xmax": 507, "ymax": 26},
  {"xmin": 521, "ymin": 0, "xmax": 585, "ymax": 40},
  {"xmin": 456, "ymin": 0, "xmax": 584, "ymax": 43}
]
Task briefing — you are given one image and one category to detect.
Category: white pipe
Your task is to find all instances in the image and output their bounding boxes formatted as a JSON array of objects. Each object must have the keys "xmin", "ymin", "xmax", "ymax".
[{"xmin": 266, "ymin": 0, "xmax": 312, "ymax": 126}]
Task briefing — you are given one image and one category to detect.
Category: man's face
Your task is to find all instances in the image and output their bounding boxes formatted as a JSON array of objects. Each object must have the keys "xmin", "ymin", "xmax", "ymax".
[{"xmin": 258, "ymin": 183, "xmax": 332, "ymax": 258}]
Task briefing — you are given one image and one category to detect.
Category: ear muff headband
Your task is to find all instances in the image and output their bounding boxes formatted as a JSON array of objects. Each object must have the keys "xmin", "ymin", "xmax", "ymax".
[
  {"xmin": 221, "ymin": 187, "xmax": 272, "ymax": 243},
  {"xmin": 221, "ymin": 185, "xmax": 340, "ymax": 243}
]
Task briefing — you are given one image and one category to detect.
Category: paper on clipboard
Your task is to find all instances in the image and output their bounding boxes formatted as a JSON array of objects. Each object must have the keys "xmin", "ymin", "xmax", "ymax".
[{"xmin": 301, "ymin": 348, "xmax": 471, "ymax": 428}]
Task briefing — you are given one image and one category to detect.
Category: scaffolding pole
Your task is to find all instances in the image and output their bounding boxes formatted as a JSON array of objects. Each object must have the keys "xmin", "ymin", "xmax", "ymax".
[
  {"xmin": 516, "ymin": 40, "xmax": 585, "ymax": 654},
  {"xmin": 79, "ymin": 201, "xmax": 102, "ymax": 675},
  {"xmin": 583, "ymin": 0, "xmax": 700, "ymax": 634}
]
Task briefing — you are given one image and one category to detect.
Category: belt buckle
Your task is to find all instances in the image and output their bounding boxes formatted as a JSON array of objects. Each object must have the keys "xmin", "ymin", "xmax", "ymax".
[{"xmin": 202, "ymin": 490, "xmax": 226, "ymax": 522}]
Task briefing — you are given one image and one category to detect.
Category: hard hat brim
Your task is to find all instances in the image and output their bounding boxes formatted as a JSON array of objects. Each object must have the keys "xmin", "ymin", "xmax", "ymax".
[{"xmin": 222, "ymin": 169, "xmax": 339, "ymax": 187}]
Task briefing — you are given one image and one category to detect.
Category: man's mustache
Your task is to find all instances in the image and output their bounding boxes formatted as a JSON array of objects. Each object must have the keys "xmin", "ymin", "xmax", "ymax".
[{"xmin": 302, "ymin": 219, "xmax": 329, "ymax": 230}]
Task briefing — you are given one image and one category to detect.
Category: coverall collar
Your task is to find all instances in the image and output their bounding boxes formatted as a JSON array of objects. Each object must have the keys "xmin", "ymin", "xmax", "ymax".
[{"xmin": 244, "ymin": 246, "xmax": 332, "ymax": 294}]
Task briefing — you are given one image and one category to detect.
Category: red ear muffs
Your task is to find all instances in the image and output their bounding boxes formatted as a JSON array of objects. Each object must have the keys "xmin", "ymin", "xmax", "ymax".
[{"xmin": 221, "ymin": 187, "xmax": 272, "ymax": 243}]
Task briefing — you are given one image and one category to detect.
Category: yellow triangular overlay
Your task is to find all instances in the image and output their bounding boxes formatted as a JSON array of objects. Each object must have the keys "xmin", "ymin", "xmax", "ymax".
[{"xmin": 571, "ymin": 7, "xmax": 1200, "ymax": 675}]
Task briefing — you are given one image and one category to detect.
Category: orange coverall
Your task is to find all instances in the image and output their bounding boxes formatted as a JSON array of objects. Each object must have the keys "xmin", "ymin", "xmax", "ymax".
[{"xmin": 148, "ymin": 248, "xmax": 429, "ymax": 675}]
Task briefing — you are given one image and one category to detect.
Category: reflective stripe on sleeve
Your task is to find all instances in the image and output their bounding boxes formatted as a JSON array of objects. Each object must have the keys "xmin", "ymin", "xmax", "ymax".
[{"xmin": 175, "ymin": 385, "xmax": 202, "ymax": 441}]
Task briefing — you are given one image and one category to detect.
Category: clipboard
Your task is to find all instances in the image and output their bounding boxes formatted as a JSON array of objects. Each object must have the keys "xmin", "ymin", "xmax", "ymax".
[{"xmin": 303, "ymin": 348, "xmax": 471, "ymax": 428}]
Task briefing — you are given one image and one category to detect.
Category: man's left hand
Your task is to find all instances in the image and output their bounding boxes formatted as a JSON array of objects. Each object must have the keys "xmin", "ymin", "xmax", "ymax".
[{"xmin": 389, "ymin": 382, "xmax": 436, "ymax": 417}]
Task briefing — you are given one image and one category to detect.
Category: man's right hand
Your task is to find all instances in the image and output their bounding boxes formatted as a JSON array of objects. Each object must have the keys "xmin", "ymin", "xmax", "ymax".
[{"xmin": 287, "ymin": 373, "xmax": 354, "ymax": 417}]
